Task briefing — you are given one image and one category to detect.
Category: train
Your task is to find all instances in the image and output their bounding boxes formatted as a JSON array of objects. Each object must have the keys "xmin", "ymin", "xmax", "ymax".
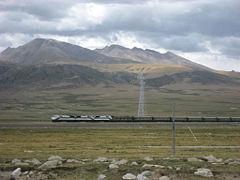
[
  {"xmin": 51, "ymin": 114, "xmax": 240, "ymax": 122},
  {"xmin": 51, "ymin": 115, "xmax": 113, "ymax": 122}
]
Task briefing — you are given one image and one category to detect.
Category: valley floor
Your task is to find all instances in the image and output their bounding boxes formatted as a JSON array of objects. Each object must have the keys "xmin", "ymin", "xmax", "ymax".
[{"xmin": 0, "ymin": 126, "xmax": 239, "ymax": 179}]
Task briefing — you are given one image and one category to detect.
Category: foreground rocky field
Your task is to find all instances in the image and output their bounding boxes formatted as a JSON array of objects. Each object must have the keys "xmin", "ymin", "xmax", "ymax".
[
  {"xmin": 0, "ymin": 127, "xmax": 239, "ymax": 179},
  {"xmin": 1, "ymin": 155, "xmax": 240, "ymax": 179}
]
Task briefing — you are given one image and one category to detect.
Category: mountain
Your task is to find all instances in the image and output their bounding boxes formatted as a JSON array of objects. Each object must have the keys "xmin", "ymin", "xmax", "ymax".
[
  {"xmin": 0, "ymin": 38, "xmax": 136, "ymax": 64},
  {"xmin": 95, "ymin": 45, "xmax": 208, "ymax": 69}
]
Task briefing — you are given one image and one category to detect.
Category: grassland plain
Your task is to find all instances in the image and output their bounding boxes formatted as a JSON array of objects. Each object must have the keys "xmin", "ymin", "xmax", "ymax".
[
  {"xmin": 0, "ymin": 126, "xmax": 239, "ymax": 179},
  {"xmin": 0, "ymin": 82, "xmax": 239, "ymax": 121}
]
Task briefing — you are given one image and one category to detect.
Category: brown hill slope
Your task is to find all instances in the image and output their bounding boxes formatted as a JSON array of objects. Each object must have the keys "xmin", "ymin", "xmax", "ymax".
[
  {"xmin": 96, "ymin": 45, "xmax": 208, "ymax": 69},
  {"xmin": 0, "ymin": 38, "xmax": 136, "ymax": 64}
]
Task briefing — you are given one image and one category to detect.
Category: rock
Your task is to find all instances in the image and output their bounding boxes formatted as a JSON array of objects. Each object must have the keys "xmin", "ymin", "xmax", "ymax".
[
  {"xmin": 67, "ymin": 159, "xmax": 80, "ymax": 163},
  {"xmin": 12, "ymin": 159, "xmax": 21, "ymax": 164},
  {"xmin": 131, "ymin": 161, "xmax": 138, "ymax": 166},
  {"xmin": 228, "ymin": 159, "xmax": 240, "ymax": 165},
  {"xmin": 24, "ymin": 150, "xmax": 34, "ymax": 153},
  {"xmin": 113, "ymin": 159, "xmax": 128, "ymax": 165},
  {"xmin": 141, "ymin": 171, "xmax": 154, "ymax": 177},
  {"xmin": 38, "ymin": 160, "xmax": 59, "ymax": 170},
  {"xmin": 137, "ymin": 174, "xmax": 148, "ymax": 180},
  {"xmin": 11, "ymin": 168, "xmax": 21, "ymax": 179},
  {"xmin": 144, "ymin": 157, "xmax": 153, "ymax": 161},
  {"xmin": 15, "ymin": 162, "xmax": 29, "ymax": 166},
  {"xmin": 167, "ymin": 166, "xmax": 173, "ymax": 170},
  {"xmin": 176, "ymin": 167, "xmax": 181, "ymax": 171},
  {"xmin": 48, "ymin": 155, "xmax": 64, "ymax": 161},
  {"xmin": 94, "ymin": 157, "xmax": 108, "ymax": 162},
  {"xmin": 203, "ymin": 155, "xmax": 222, "ymax": 163},
  {"xmin": 98, "ymin": 174, "xmax": 107, "ymax": 180},
  {"xmin": 159, "ymin": 176, "xmax": 170, "ymax": 180},
  {"xmin": 32, "ymin": 158, "xmax": 41, "ymax": 165},
  {"xmin": 142, "ymin": 164, "xmax": 164, "ymax": 169},
  {"xmin": 22, "ymin": 171, "xmax": 29, "ymax": 175},
  {"xmin": 109, "ymin": 164, "xmax": 119, "ymax": 169},
  {"xmin": 224, "ymin": 158, "xmax": 233, "ymax": 163},
  {"xmin": 187, "ymin": 157, "xmax": 203, "ymax": 162},
  {"xmin": 123, "ymin": 173, "xmax": 137, "ymax": 179},
  {"xmin": 194, "ymin": 168, "xmax": 213, "ymax": 177}
]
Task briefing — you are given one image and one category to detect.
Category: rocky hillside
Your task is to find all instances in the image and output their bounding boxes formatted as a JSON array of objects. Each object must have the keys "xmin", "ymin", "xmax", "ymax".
[
  {"xmin": 0, "ymin": 38, "xmax": 136, "ymax": 64},
  {"xmin": 96, "ymin": 45, "xmax": 207, "ymax": 69},
  {"xmin": 0, "ymin": 63, "xmax": 137, "ymax": 90}
]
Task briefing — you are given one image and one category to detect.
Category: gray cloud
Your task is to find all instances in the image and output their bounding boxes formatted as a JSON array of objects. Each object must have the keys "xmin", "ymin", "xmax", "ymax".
[{"xmin": 0, "ymin": 0, "xmax": 239, "ymax": 65}]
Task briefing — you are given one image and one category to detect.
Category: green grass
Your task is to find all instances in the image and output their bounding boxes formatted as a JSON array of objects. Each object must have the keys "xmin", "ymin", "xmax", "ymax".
[
  {"xmin": 0, "ymin": 82, "xmax": 239, "ymax": 121},
  {"xmin": 0, "ymin": 126, "xmax": 239, "ymax": 160},
  {"xmin": 0, "ymin": 126, "xmax": 239, "ymax": 179}
]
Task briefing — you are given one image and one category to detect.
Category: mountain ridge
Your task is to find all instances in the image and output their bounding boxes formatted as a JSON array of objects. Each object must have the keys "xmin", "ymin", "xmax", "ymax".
[{"xmin": 0, "ymin": 38, "xmax": 137, "ymax": 64}]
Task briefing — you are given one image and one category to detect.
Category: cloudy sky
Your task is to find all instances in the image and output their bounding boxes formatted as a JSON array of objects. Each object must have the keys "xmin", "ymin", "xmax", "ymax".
[{"xmin": 0, "ymin": 0, "xmax": 239, "ymax": 71}]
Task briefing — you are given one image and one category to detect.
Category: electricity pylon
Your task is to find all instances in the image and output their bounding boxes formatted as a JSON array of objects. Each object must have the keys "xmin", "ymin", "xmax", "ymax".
[{"xmin": 138, "ymin": 73, "xmax": 145, "ymax": 117}]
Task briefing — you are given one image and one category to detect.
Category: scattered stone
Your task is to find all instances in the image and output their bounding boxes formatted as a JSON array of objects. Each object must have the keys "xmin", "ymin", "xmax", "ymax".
[
  {"xmin": 32, "ymin": 158, "xmax": 41, "ymax": 165},
  {"xmin": 131, "ymin": 161, "xmax": 138, "ymax": 166},
  {"xmin": 225, "ymin": 158, "xmax": 233, "ymax": 163},
  {"xmin": 22, "ymin": 171, "xmax": 29, "ymax": 175},
  {"xmin": 123, "ymin": 173, "xmax": 137, "ymax": 179},
  {"xmin": 15, "ymin": 162, "xmax": 29, "ymax": 166},
  {"xmin": 25, "ymin": 158, "xmax": 41, "ymax": 165},
  {"xmin": 94, "ymin": 157, "xmax": 108, "ymax": 162},
  {"xmin": 48, "ymin": 155, "xmax": 64, "ymax": 161},
  {"xmin": 176, "ymin": 167, "xmax": 181, "ymax": 171},
  {"xmin": 142, "ymin": 164, "xmax": 164, "ymax": 169},
  {"xmin": 159, "ymin": 176, "xmax": 170, "ymax": 180},
  {"xmin": 113, "ymin": 159, "xmax": 128, "ymax": 165},
  {"xmin": 12, "ymin": 159, "xmax": 21, "ymax": 164},
  {"xmin": 194, "ymin": 168, "xmax": 213, "ymax": 177},
  {"xmin": 98, "ymin": 174, "xmax": 107, "ymax": 180},
  {"xmin": 67, "ymin": 159, "xmax": 80, "ymax": 163},
  {"xmin": 109, "ymin": 164, "xmax": 119, "ymax": 169},
  {"xmin": 137, "ymin": 174, "xmax": 148, "ymax": 180},
  {"xmin": 144, "ymin": 157, "xmax": 153, "ymax": 161},
  {"xmin": 203, "ymin": 155, "xmax": 222, "ymax": 163},
  {"xmin": 24, "ymin": 150, "xmax": 34, "ymax": 153},
  {"xmin": 11, "ymin": 168, "xmax": 21, "ymax": 179},
  {"xmin": 187, "ymin": 157, "xmax": 203, "ymax": 162},
  {"xmin": 228, "ymin": 159, "xmax": 240, "ymax": 165},
  {"xmin": 141, "ymin": 171, "xmax": 154, "ymax": 177},
  {"xmin": 38, "ymin": 160, "xmax": 60, "ymax": 170},
  {"xmin": 167, "ymin": 166, "xmax": 173, "ymax": 170}
]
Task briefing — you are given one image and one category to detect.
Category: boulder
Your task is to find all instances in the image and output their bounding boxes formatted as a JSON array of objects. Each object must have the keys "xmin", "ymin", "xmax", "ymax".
[
  {"xmin": 48, "ymin": 155, "xmax": 64, "ymax": 161},
  {"xmin": 141, "ymin": 171, "xmax": 154, "ymax": 177},
  {"xmin": 11, "ymin": 168, "xmax": 21, "ymax": 179},
  {"xmin": 98, "ymin": 174, "xmax": 107, "ymax": 180},
  {"xmin": 194, "ymin": 168, "xmax": 213, "ymax": 177},
  {"xmin": 109, "ymin": 164, "xmax": 119, "ymax": 169},
  {"xmin": 12, "ymin": 159, "xmax": 21, "ymax": 164},
  {"xmin": 66, "ymin": 159, "xmax": 80, "ymax": 163},
  {"xmin": 32, "ymin": 158, "xmax": 41, "ymax": 165},
  {"xmin": 137, "ymin": 174, "xmax": 148, "ymax": 180},
  {"xmin": 38, "ymin": 160, "xmax": 59, "ymax": 170},
  {"xmin": 229, "ymin": 159, "xmax": 240, "ymax": 165},
  {"xmin": 113, "ymin": 159, "xmax": 128, "ymax": 165},
  {"xmin": 25, "ymin": 158, "xmax": 41, "ymax": 165},
  {"xmin": 131, "ymin": 162, "xmax": 138, "ymax": 166},
  {"xmin": 203, "ymin": 155, "xmax": 222, "ymax": 163},
  {"xmin": 187, "ymin": 157, "xmax": 203, "ymax": 162},
  {"xmin": 144, "ymin": 157, "xmax": 153, "ymax": 161},
  {"xmin": 159, "ymin": 176, "xmax": 170, "ymax": 180},
  {"xmin": 94, "ymin": 157, "xmax": 108, "ymax": 162},
  {"xmin": 15, "ymin": 162, "xmax": 29, "ymax": 166},
  {"xmin": 142, "ymin": 164, "xmax": 164, "ymax": 169},
  {"xmin": 123, "ymin": 173, "xmax": 137, "ymax": 179}
]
